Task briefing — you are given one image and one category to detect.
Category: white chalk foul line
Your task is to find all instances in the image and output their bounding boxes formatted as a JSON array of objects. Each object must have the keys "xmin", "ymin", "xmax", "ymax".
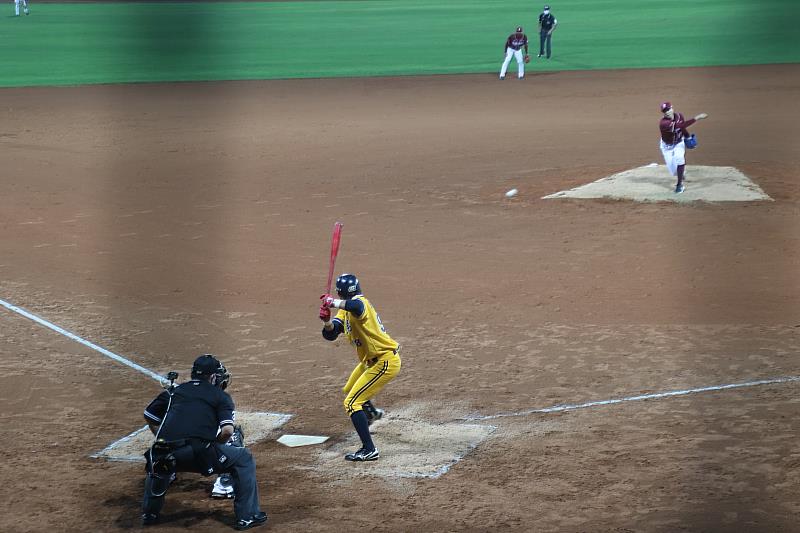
[
  {"xmin": 465, "ymin": 376, "xmax": 800, "ymax": 421},
  {"xmin": 1, "ymin": 297, "xmax": 167, "ymax": 385}
]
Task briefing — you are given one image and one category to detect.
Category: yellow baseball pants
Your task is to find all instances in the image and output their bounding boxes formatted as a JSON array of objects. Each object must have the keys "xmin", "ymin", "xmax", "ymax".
[{"xmin": 343, "ymin": 352, "xmax": 401, "ymax": 415}]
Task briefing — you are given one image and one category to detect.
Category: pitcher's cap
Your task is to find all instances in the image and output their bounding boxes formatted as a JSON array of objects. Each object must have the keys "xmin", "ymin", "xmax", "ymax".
[{"xmin": 660, "ymin": 101, "xmax": 672, "ymax": 113}]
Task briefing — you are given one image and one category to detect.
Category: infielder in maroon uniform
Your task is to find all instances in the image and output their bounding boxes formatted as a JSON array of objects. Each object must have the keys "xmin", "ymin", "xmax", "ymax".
[
  {"xmin": 658, "ymin": 101, "xmax": 708, "ymax": 193},
  {"xmin": 499, "ymin": 27, "xmax": 529, "ymax": 80}
]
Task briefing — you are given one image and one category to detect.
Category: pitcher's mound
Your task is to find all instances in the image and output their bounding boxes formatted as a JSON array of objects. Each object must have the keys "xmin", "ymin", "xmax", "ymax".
[
  {"xmin": 91, "ymin": 411, "xmax": 292, "ymax": 462},
  {"xmin": 542, "ymin": 165, "xmax": 771, "ymax": 202}
]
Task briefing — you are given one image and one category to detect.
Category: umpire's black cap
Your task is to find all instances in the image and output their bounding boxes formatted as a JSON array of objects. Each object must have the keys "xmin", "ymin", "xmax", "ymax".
[{"xmin": 192, "ymin": 354, "xmax": 221, "ymax": 377}]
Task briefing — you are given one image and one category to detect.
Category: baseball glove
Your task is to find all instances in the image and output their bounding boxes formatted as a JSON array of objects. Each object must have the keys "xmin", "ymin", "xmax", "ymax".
[
  {"xmin": 524, "ymin": 55, "xmax": 531, "ymax": 64},
  {"xmin": 685, "ymin": 134, "xmax": 698, "ymax": 149}
]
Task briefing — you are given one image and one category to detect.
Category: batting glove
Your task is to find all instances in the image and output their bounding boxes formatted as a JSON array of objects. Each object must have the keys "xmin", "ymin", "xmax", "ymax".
[{"xmin": 319, "ymin": 305, "xmax": 332, "ymax": 322}]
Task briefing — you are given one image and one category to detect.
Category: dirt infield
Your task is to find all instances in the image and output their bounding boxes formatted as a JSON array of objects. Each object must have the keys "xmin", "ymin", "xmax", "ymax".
[{"xmin": 1, "ymin": 64, "xmax": 799, "ymax": 532}]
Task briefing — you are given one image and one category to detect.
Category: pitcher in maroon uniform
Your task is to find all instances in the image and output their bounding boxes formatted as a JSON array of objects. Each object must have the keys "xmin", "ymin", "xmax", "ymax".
[{"xmin": 658, "ymin": 101, "xmax": 708, "ymax": 193}]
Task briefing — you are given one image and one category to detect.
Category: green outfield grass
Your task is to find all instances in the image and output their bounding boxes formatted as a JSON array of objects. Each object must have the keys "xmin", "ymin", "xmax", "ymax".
[{"xmin": 1, "ymin": 0, "xmax": 798, "ymax": 86}]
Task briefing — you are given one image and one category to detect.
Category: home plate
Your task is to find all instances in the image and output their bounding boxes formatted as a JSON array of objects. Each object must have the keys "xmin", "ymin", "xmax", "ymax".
[
  {"xmin": 90, "ymin": 411, "xmax": 292, "ymax": 461},
  {"xmin": 277, "ymin": 435, "xmax": 330, "ymax": 447},
  {"xmin": 542, "ymin": 165, "xmax": 772, "ymax": 202},
  {"xmin": 314, "ymin": 410, "xmax": 495, "ymax": 479}
]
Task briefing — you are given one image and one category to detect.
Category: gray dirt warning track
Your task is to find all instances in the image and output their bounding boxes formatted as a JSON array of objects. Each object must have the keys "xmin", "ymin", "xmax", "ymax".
[{"xmin": 0, "ymin": 64, "xmax": 799, "ymax": 531}]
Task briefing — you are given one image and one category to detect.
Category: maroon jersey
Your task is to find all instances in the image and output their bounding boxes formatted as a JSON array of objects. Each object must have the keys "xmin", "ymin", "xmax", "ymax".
[
  {"xmin": 659, "ymin": 112, "xmax": 696, "ymax": 145},
  {"xmin": 505, "ymin": 32, "xmax": 528, "ymax": 52}
]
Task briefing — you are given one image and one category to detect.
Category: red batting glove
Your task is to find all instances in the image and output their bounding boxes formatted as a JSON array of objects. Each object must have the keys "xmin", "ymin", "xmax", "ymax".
[
  {"xmin": 320, "ymin": 294, "xmax": 335, "ymax": 308},
  {"xmin": 319, "ymin": 305, "xmax": 332, "ymax": 322}
]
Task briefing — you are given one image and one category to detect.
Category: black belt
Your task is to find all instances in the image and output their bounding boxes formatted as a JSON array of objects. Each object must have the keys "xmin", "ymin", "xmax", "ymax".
[{"xmin": 367, "ymin": 349, "xmax": 398, "ymax": 366}]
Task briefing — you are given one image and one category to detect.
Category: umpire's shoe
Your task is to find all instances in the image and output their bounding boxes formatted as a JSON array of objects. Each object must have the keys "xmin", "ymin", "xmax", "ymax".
[
  {"xmin": 141, "ymin": 513, "xmax": 159, "ymax": 526},
  {"xmin": 234, "ymin": 511, "xmax": 268, "ymax": 531},
  {"xmin": 345, "ymin": 447, "xmax": 380, "ymax": 461}
]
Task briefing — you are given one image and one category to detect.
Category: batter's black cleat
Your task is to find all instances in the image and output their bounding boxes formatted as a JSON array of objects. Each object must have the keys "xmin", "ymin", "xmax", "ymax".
[
  {"xmin": 367, "ymin": 408, "xmax": 384, "ymax": 426},
  {"xmin": 141, "ymin": 513, "xmax": 159, "ymax": 526},
  {"xmin": 345, "ymin": 447, "xmax": 380, "ymax": 461},
  {"xmin": 363, "ymin": 401, "xmax": 384, "ymax": 426},
  {"xmin": 234, "ymin": 511, "xmax": 268, "ymax": 530}
]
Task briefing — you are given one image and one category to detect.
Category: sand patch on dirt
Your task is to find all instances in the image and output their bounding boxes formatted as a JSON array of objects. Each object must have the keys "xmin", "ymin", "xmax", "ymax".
[
  {"xmin": 312, "ymin": 405, "xmax": 495, "ymax": 479},
  {"xmin": 90, "ymin": 411, "xmax": 292, "ymax": 462},
  {"xmin": 542, "ymin": 165, "xmax": 772, "ymax": 202}
]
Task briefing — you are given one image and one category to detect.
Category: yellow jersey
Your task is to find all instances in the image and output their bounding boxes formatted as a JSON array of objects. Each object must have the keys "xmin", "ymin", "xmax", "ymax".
[{"xmin": 334, "ymin": 295, "xmax": 398, "ymax": 362}]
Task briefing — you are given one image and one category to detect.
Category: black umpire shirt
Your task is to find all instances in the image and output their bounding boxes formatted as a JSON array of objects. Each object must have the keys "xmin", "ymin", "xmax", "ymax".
[
  {"xmin": 144, "ymin": 380, "xmax": 235, "ymax": 442},
  {"xmin": 539, "ymin": 12, "xmax": 556, "ymax": 32}
]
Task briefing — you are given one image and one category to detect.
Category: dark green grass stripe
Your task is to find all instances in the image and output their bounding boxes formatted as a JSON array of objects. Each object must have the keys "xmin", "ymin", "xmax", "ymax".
[{"xmin": 1, "ymin": 0, "xmax": 798, "ymax": 87}]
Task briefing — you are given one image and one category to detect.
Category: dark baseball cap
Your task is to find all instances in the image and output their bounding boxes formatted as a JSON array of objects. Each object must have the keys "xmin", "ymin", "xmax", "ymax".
[
  {"xmin": 660, "ymin": 101, "xmax": 672, "ymax": 112},
  {"xmin": 544, "ymin": 5, "xmax": 550, "ymax": 9},
  {"xmin": 516, "ymin": 26, "xmax": 523, "ymax": 32},
  {"xmin": 192, "ymin": 354, "xmax": 221, "ymax": 376}
]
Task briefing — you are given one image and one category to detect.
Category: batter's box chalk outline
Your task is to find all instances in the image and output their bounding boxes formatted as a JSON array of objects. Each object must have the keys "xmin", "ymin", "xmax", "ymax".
[{"xmin": 91, "ymin": 411, "xmax": 293, "ymax": 462}]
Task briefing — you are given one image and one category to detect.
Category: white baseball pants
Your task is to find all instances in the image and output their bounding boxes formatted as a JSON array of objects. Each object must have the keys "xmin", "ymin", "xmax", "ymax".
[
  {"xmin": 500, "ymin": 48, "xmax": 524, "ymax": 79},
  {"xmin": 660, "ymin": 139, "xmax": 686, "ymax": 177}
]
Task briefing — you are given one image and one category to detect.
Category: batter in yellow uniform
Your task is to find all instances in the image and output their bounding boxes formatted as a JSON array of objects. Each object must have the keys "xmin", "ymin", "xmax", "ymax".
[{"xmin": 319, "ymin": 273, "xmax": 401, "ymax": 461}]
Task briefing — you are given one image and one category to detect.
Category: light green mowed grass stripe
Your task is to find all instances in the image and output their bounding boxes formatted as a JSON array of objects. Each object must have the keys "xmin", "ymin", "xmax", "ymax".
[{"xmin": 1, "ymin": 0, "xmax": 798, "ymax": 87}]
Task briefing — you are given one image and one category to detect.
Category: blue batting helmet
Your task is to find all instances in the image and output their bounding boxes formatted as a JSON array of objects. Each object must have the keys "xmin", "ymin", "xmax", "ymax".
[{"xmin": 335, "ymin": 273, "xmax": 361, "ymax": 299}]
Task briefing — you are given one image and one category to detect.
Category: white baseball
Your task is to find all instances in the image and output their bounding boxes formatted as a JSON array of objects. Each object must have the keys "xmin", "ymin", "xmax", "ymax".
[{"xmin": 505, "ymin": 188, "xmax": 518, "ymax": 198}]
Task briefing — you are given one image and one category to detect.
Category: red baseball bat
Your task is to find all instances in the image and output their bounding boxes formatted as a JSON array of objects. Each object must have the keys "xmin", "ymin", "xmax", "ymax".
[{"xmin": 326, "ymin": 222, "xmax": 344, "ymax": 294}]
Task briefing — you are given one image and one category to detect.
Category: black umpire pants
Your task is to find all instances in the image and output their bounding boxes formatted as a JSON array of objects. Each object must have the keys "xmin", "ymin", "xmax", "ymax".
[
  {"xmin": 539, "ymin": 31, "xmax": 553, "ymax": 58},
  {"xmin": 142, "ymin": 443, "xmax": 262, "ymax": 522}
]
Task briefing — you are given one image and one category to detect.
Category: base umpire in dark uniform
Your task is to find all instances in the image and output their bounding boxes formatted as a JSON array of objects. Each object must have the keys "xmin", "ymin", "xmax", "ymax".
[
  {"xmin": 538, "ymin": 4, "xmax": 558, "ymax": 59},
  {"xmin": 141, "ymin": 354, "xmax": 268, "ymax": 530}
]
